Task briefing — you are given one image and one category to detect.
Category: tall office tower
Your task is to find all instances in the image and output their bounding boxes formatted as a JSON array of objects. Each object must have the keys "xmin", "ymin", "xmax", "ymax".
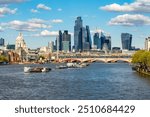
[
  {"xmin": 100, "ymin": 32, "xmax": 106, "ymax": 50},
  {"xmin": 121, "ymin": 33, "xmax": 132, "ymax": 50},
  {"xmin": 74, "ymin": 17, "xmax": 83, "ymax": 51},
  {"xmin": 58, "ymin": 30, "xmax": 63, "ymax": 51},
  {"xmin": 145, "ymin": 37, "xmax": 150, "ymax": 51},
  {"xmin": 93, "ymin": 32, "xmax": 101, "ymax": 49},
  {"xmin": 0, "ymin": 38, "xmax": 5, "ymax": 46},
  {"xmin": 105, "ymin": 36, "xmax": 111, "ymax": 50},
  {"xmin": 86, "ymin": 25, "xmax": 92, "ymax": 49},
  {"xmin": 48, "ymin": 41, "xmax": 54, "ymax": 52},
  {"xmin": 62, "ymin": 30, "xmax": 71, "ymax": 52},
  {"xmin": 78, "ymin": 27, "xmax": 90, "ymax": 51}
]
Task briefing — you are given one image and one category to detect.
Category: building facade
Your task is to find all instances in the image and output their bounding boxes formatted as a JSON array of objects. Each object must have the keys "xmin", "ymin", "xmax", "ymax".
[
  {"xmin": 0, "ymin": 38, "xmax": 5, "ymax": 46},
  {"xmin": 48, "ymin": 41, "xmax": 54, "ymax": 52},
  {"xmin": 145, "ymin": 37, "xmax": 150, "ymax": 51},
  {"xmin": 62, "ymin": 30, "xmax": 71, "ymax": 52},
  {"xmin": 74, "ymin": 17, "xmax": 83, "ymax": 51},
  {"xmin": 121, "ymin": 33, "xmax": 132, "ymax": 50},
  {"xmin": 93, "ymin": 32, "xmax": 101, "ymax": 49},
  {"xmin": 15, "ymin": 33, "xmax": 28, "ymax": 61}
]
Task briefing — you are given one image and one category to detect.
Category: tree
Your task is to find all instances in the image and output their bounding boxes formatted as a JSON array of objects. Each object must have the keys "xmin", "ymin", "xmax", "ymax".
[
  {"xmin": 132, "ymin": 50, "xmax": 150, "ymax": 72},
  {"xmin": 0, "ymin": 55, "xmax": 8, "ymax": 62}
]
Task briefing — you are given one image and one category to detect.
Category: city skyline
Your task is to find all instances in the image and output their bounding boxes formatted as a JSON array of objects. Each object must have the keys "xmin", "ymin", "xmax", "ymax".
[{"xmin": 0, "ymin": 0, "xmax": 150, "ymax": 49}]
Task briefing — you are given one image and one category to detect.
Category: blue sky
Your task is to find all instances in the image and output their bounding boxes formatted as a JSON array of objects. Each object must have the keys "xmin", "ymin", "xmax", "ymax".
[{"xmin": 0, "ymin": 0, "xmax": 150, "ymax": 49}]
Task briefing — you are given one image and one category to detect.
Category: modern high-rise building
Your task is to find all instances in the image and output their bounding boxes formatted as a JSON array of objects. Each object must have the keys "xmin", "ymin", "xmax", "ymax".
[
  {"xmin": 145, "ymin": 37, "xmax": 150, "ymax": 51},
  {"xmin": 78, "ymin": 27, "xmax": 88, "ymax": 51},
  {"xmin": 58, "ymin": 30, "xmax": 63, "ymax": 51},
  {"xmin": 93, "ymin": 32, "xmax": 101, "ymax": 49},
  {"xmin": 105, "ymin": 36, "xmax": 111, "ymax": 50},
  {"xmin": 121, "ymin": 33, "xmax": 132, "ymax": 50},
  {"xmin": 86, "ymin": 25, "xmax": 92, "ymax": 49},
  {"xmin": 62, "ymin": 30, "xmax": 71, "ymax": 52},
  {"xmin": 0, "ymin": 38, "xmax": 5, "ymax": 46},
  {"xmin": 74, "ymin": 17, "xmax": 83, "ymax": 51},
  {"xmin": 100, "ymin": 32, "xmax": 106, "ymax": 50}
]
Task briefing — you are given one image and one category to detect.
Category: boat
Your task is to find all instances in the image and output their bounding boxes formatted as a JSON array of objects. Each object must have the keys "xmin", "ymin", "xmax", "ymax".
[
  {"xmin": 24, "ymin": 67, "xmax": 51, "ymax": 73},
  {"xmin": 56, "ymin": 63, "xmax": 90, "ymax": 69},
  {"xmin": 56, "ymin": 65, "xmax": 68, "ymax": 69}
]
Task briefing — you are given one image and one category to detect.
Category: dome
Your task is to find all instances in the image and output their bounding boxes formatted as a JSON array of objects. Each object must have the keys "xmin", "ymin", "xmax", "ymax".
[{"xmin": 16, "ymin": 33, "xmax": 23, "ymax": 41}]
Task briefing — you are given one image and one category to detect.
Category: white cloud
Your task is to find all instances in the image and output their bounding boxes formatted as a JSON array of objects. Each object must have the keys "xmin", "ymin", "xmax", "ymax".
[
  {"xmin": 90, "ymin": 28, "xmax": 110, "ymax": 36},
  {"xmin": 31, "ymin": 9, "xmax": 39, "ymax": 13},
  {"xmin": 57, "ymin": 8, "xmax": 62, "ymax": 11},
  {"xmin": 52, "ymin": 19, "xmax": 63, "ymax": 23},
  {"xmin": 37, "ymin": 4, "xmax": 51, "ymax": 11},
  {"xmin": 0, "ymin": 18, "xmax": 51, "ymax": 31},
  {"xmin": 109, "ymin": 14, "xmax": 150, "ymax": 26},
  {"xmin": 40, "ymin": 30, "xmax": 58, "ymax": 37},
  {"xmin": 0, "ymin": 7, "xmax": 17, "ymax": 17},
  {"xmin": 0, "ymin": 26, "xmax": 3, "ymax": 32},
  {"xmin": 0, "ymin": 0, "xmax": 26, "ymax": 4},
  {"xmin": 101, "ymin": 0, "xmax": 150, "ymax": 13}
]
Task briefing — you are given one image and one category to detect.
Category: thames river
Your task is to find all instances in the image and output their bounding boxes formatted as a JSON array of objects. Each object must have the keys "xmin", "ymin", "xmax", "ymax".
[{"xmin": 0, "ymin": 63, "xmax": 150, "ymax": 100}]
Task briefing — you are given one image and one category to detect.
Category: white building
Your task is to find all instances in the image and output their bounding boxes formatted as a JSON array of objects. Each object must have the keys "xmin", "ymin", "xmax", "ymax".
[
  {"xmin": 15, "ymin": 33, "xmax": 28, "ymax": 52},
  {"xmin": 15, "ymin": 33, "xmax": 28, "ymax": 61},
  {"xmin": 145, "ymin": 37, "xmax": 150, "ymax": 51},
  {"xmin": 48, "ymin": 41, "xmax": 54, "ymax": 53}
]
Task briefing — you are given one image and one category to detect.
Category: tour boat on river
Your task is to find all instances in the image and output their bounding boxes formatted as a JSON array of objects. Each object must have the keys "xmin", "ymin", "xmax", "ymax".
[{"xmin": 24, "ymin": 67, "xmax": 51, "ymax": 73}]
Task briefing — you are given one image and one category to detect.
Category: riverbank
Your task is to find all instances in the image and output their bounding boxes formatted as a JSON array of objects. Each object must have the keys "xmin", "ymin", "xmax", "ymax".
[{"xmin": 132, "ymin": 66, "xmax": 150, "ymax": 76}]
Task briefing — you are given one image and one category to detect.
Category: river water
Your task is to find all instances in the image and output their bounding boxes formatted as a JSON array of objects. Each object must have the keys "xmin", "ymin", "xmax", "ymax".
[{"xmin": 0, "ymin": 63, "xmax": 150, "ymax": 100}]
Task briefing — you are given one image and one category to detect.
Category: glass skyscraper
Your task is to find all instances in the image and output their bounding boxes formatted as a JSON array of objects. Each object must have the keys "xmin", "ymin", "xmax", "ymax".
[
  {"xmin": 121, "ymin": 33, "xmax": 132, "ymax": 50},
  {"xmin": 58, "ymin": 30, "xmax": 63, "ymax": 51},
  {"xmin": 62, "ymin": 30, "xmax": 71, "ymax": 51},
  {"xmin": 74, "ymin": 17, "xmax": 83, "ymax": 51},
  {"xmin": 93, "ymin": 32, "xmax": 101, "ymax": 49},
  {"xmin": 0, "ymin": 38, "xmax": 5, "ymax": 46},
  {"xmin": 86, "ymin": 26, "xmax": 92, "ymax": 49}
]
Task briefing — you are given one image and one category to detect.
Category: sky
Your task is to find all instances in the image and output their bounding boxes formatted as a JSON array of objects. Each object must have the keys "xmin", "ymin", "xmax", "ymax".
[{"xmin": 0, "ymin": 0, "xmax": 150, "ymax": 49}]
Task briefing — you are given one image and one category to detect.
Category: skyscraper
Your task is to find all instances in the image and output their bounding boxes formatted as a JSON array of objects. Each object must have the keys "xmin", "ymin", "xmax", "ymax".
[
  {"xmin": 62, "ymin": 30, "xmax": 71, "ymax": 52},
  {"xmin": 121, "ymin": 33, "xmax": 132, "ymax": 50},
  {"xmin": 0, "ymin": 38, "xmax": 5, "ymax": 46},
  {"xmin": 86, "ymin": 25, "xmax": 92, "ymax": 49},
  {"xmin": 105, "ymin": 36, "xmax": 111, "ymax": 50},
  {"xmin": 58, "ymin": 30, "xmax": 63, "ymax": 51},
  {"xmin": 93, "ymin": 32, "xmax": 101, "ymax": 49},
  {"xmin": 74, "ymin": 17, "xmax": 83, "ymax": 51}
]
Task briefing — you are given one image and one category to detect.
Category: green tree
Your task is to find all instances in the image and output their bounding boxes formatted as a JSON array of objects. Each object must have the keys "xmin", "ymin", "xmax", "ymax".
[{"xmin": 0, "ymin": 55, "xmax": 8, "ymax": 62}]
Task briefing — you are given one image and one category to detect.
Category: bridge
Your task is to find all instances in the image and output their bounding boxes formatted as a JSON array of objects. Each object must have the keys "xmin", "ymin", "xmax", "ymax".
[{"xmin": 58, "ymin": 56, "xmax": 132, "ymax": 63}]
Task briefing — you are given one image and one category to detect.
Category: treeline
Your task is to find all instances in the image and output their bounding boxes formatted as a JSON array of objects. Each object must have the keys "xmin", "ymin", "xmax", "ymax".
[
  {"xmin": 0, "ymin": 55, "xmax": 8, "ymax": 62},
  {"xmin": 132, "ymin": 50, "xmax": 150, "ymax": 73}
]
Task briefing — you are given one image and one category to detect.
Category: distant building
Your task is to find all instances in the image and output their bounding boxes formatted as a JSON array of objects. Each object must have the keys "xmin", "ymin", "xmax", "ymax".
[
  {"xmin": 15, "ymin": 33, "xmax": 28, "ymax": 61},
  {"xmin": 121, "ymin": 33, "xmax": 132, "ymax": 50},
  {"xmin": 0, "ymin": 38, "xmax": 5, "ymax": 46},
  {"xmin": 112, "ymin": 47, "xmax": 121, "ymax": 53},
  {"xmin": 48, "ymin": 41, "xmax": 54, "ymax": 52},
  {"xmin": 93, "ymin": 32, "xmax": 101, "ymax": 49},
  {"xmin": 86, "ymin": 25, "xmax": 92, "ymax": 49},
  {"xmin": 145, "ymin": 37, "xmax": 150, "ymax": 51},
  {"xmin": 105, "ymin": 36, "xmax": 111, "ymax": 50},
  {"xmin": 74, "ymin": 17, "xmax": 83, "ymax": 51},
  {"xmin": 78, "ymin": 27, "xmax": 88, "ymax": 51},
  {"xmin": 58, "ymin": 30, "xmax": 63, "ymax": 51},
  {"xmin": 62, "ymin": 30, "xmax": 71, "ymax": 52},
  {"xmin": 7, "ymin": 44, "xmax": 15, "ymax": 50}
]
